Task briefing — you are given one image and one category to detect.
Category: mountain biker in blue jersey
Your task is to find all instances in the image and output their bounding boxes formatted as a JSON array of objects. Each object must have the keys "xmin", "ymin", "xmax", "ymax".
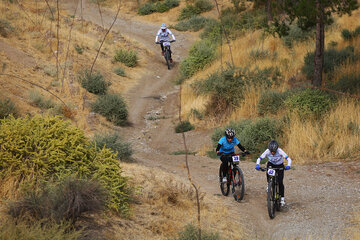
[
  {"xmin": 155, "ymin": 23, "xmax": 176, "ymax": 63},
  {"xmin": 255, "ymin": 140, "xmax": 292, "ymax": 206},
  {"xmin": 216, "ymin": 128, "xmax": 249, "ymax": 184}
]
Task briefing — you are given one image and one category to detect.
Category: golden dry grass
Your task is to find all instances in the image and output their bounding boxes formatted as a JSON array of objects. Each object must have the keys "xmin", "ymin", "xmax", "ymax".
[
  {"xmin": 285, "ymin": 98, "xmax": 360, "ymax": 164},
  {"xmin": 350, "ymin": 211, "xmax": 360, "ymax": 240}
]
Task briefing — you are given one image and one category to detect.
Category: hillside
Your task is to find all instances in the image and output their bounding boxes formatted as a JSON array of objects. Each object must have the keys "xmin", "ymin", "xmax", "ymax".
[{"xmin": 1, "ymin": 0, "xmax": 360, "ymax": 240}]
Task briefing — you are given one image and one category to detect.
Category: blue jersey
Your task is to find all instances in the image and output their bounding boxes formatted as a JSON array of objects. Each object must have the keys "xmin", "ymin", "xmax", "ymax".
[{"xmin": 218, "ymin": 136, "xmax": 240, "ymax": 154}]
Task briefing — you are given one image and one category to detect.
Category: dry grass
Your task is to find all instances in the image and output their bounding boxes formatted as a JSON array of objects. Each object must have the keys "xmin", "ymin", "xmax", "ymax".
[
  {"xmin": 285, "ymin": 98, "xmax": 360, "ymax": 164},
  {"xmin": 350, "ymin": 211, "xmax": 360, "ymax": 240},
  {"xmin": 107, "ymin": 162, "xmax": 247, "ymax": 240},
  {"xmin": 0, "ymin": 0, "xmax": 145, "ymax": 135}
]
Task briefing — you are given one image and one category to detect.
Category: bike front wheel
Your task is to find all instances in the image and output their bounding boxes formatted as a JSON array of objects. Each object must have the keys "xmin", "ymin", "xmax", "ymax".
[
  {"xmin": 232, "ymin": 166, "xmax": 245, "ymax": 202},
  {"xmin": 219, "ymin": 167, "xmax": 230, "ymax": 196},
  {"xmin": 165, "ymin": 50, "xmax": 170, "ymax": 70},
  {"xmin": 267, "ymin": 180, "xmax": 275, "ymax": 219}
]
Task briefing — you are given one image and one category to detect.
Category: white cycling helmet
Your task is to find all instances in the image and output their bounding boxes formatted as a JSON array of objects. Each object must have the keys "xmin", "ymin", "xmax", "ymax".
[{"xmin": 161, "ymin": 23, "xmax": 167, "ymax": 30}]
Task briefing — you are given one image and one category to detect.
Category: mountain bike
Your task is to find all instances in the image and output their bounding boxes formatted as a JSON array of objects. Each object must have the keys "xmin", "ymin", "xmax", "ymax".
[
  {"xmin": 259, "ymin": 166, "xmax": 283, "ymax": 219},
  {"xmin": 156, "ymin": 40, "xmax": 175, "ymax": 70},
  {"xmin": 218, "ymin": 153, "xmax": 245, "ymax": 202}
]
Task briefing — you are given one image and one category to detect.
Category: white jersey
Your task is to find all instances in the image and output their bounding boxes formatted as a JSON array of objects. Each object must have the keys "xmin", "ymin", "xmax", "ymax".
[
  {"xmin": 155, "ymin": 29, "xmax": 175, "ymax": 42},
  {"xmin": 256, "ymin": 148, "xmax": 292, "ymax": 166}
]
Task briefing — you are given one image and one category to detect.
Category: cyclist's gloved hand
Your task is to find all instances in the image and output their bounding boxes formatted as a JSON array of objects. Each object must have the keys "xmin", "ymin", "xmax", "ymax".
[
  {"xmin": 245, "ymin": 151, "xmax": 250, "ymax": 155},
  {"xmin": 255, "ymin": 164, "xmax": 260, "ymax": 171},
  {"xmin": 285, "ymin": 166, "xmax": 290, "ymax": 170}
]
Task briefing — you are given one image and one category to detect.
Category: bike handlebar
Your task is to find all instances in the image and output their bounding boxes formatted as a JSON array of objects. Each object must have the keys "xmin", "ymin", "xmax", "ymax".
[
  {"xmin": 217, "ymin": 152, "xmax": 248, "ymax": 157},
  {"xmin": 156, "ymin": 40, "xmax": 176, "ymax": 44},
  {"xmin": 258, "ymin": 166, "xmax": 287, "ymax": 172}
]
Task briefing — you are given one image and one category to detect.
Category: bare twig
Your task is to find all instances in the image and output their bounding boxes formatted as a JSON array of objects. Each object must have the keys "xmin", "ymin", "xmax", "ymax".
[
  {"xmin": 96, "ymin": 0, "xmax": 105, "ymax": 28},
  {"xmin": 56, "ymin": 0, "xmax": 60, "ymax": 83},
  {"xmin": 213, "ymin": 0, "xmax": 234, "ymax": 66},
  {"xmin": 14, "ymin": 0, "xmax": 37, "ymax": 26},
  {"xmin": 0, "ymin": 73, "xmax": 68, "ymax": 107},
  {"xmin": 90, "ymin": 2, "xmax": 121, "ymax": 74},
  {"xmin": 179, "ymin": 84, "xmax": 202, "ymax": 240},
  {"xmin": 62, "ymin": 0, "xmax": 79, "ymax": 90}
]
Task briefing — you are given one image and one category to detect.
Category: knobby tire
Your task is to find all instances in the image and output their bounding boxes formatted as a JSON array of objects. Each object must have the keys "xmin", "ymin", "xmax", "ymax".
[
  {"xmin": 267, "ymin": 180, "xmax": 275, "ymax": 219},
  {"xmin": 233, "ymin": 166, "xmax": 245, "ymax": 202},
  {"xmin": 165, "ymin": 49, "xmax": 170, "ymax": 70}
]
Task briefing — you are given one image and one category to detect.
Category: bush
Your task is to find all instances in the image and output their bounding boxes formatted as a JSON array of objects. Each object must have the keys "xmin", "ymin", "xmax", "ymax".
[
  {"xmin": 172, "ymin": 223, "xmax": 220, "ymax": 240},
  {"xmin": 175, "ymin": 121, "xmax": 195, "ymax": 133},
  {"xmin": 0, "ymin": 219, "xmax": 81, "ymax": 240},
  {"xmin": 74, "ymin": 44, "xmax": 83, "ymax": 54},
  {"xmin": 29, "ymin": 90, "xmax": 57, "ymax": 109},
  {"xmin": 138, "ymin": 0, "xmax": 179, "ymax": 15},
  {"xmin": 354, "ymin": 26, "xmax": 360, "ymax": 37},
  {"xmin": 0, "ymin": 98, "xmax": 18, "ymax": 118},
  {"xmin": 302, "ymin": 46, "xmax": 356, "ymax": 79},
  {"xmin": 0, "ymin": 19, "xmax": 14, "ymax": 37},
  {"xmin": 211, "ymin": 118, "xmax": 281, "ymax": 155},
  {"xmin": 114, "ymin": 49, "xmax": 138, "ymax": 67},
  {"xmin": 9, "ymin": 177, "xmax": 107, "ymax": 223},
  {"xmin": 257, "ymin": 90, "xmax": 288, "ymax": 115},
  {"xmin": 332, "ymin": 74, "xmax": 360, "ymax": 94},
  {"xmin": 178, "ymin": 0, "xmax": 213, "ymax": 20},
  {"xmin": 285, "ymin": 88, "xmax": 334, "ymax": 118},
  {"xmin": 173, "ymin": 16, "xmax": 210, "ymax": 32},
  {"xmin": 194, "ymin": 0, "xmax": 213, "ymax": 12},
  {"xmin": 138, "ymin": 2, "xmax": 156, "ymax": 15},
  {"xmin": 114, "ymin": 67, "xmax": 126, "ymax": 77},
  {"xmin": 283, "ymin": 24, "xmax": 314, "ymax": 48},
  {"xmin": 178, "ymin": 40, "xmax": 216, "ymax": 81},
  {"xmin": 78, "ymin": 70, "xmax": 110, "ymax": 95},
  {"xmin": 0, "ymin": 116, "xmax": 130, "ymax": 213},
  {"xmin": 94, "ymin": 132, "xmax": 133, "ymax": 161},
  {"xmin": 91, "ymin": 94, "xmax": 128, "ymax": 126},
  {"xmin": 341, "ymin": 29, "xmax": 353, "ymax": 40}
]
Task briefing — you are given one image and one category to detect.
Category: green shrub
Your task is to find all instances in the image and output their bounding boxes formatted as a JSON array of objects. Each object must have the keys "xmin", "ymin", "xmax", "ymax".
[
  {"xmin": 114, "ymin": 67, "xmax": 126, "ymax": 77},
  {"xmin": 91, "ymin": 94, "xmax": 128, "ymax": 126},
  {"xmin": 94, "ymin": 132, "xmax": 133, "ymax": 161},
  {"xmin": 172, "ymin": 223, "xmax": 220, "ymax": 240},
  {"xmin": 175, "ymin": 121, "xmax": 195, "ymax": 133},
  {"xmin": 0, "ymin": 219, "xmax": 81, "ymax": 240},
  {"xmin": 211, "ymin": 118, "xmax": 281, "ymax": 155},
  {"xmin": 283, "ymin": 24, "xmax": 314, "ymax": 48},
  {"xmin": 332, "ymin": 74, "xmax": 360, "ymax": 94},
  {"xmin": 302, "ymin": 46, "xmax": 356, "ymax": 80},
  {"xmin": 178, "ymin": 40, "xmax": 216, "ymax": 81},
  {"xmin": 29, "ymin": 90, "xmax": 57, "ymax": 109},
  {"xmin": 0, "ymin": 98, "xmax": 18, "ymax": 118},
  {"xmin": 285, "ymin": 88, "xmax": 334, "ymax": 118},
  {"xmin": 341, "ymin": 29, "xmax": 353, "ymax": 40},
  {"xmin": 114, "ymin": 49, "xmax": 138, "ymax": 67},
  {"xmin": 0, "ymin": 116, "xmax": 130, "ymax": 213},
  {"xmin": 155, "ymin": 1, "xmax": 170, "ymax": 12},
  {"xmin": 257, "ymin": 90, "xmax": 288, "ymax": 115},
  {"xmin": 194, "ymin": 0, "xmax": 213, "ymax": 12},
  {"xmin": 354, "ymin": 26, "xmax": 360, "ymax": 37},
  {"xmin": 189, "ymin": 108, "xmax": 204, "ymax": 120},
  {"xmin": 74, "ymin": 44, "xmax": 83, "ymax": 54},
  {"xmin": 138, "ymin": 2, "xmax": 156, "ymax": 15},
  {"xmin": 173, "ymin": 16, "xmax": 210, "ymax": 32},
  {"xmin": 9, "ymin": 177, "xmax": 107, "ymax": 223},
  {"xmin": 249, "ymin": 49, "xmax": 270, "ymax": 61},
  {"xmin": 178, "ymin": 4, "xmax": 201, "ymax": 20},
  {"xmin": 78, "ymin": 70, "xmax": 110, "ymax": 95},
  {"xmin": 0, "ymin": 19, "xmax": 14, "ymax": 37}
]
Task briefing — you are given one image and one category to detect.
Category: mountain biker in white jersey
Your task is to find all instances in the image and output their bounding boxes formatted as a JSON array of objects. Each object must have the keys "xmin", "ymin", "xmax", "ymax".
[
  {"xmin": 155, "ymin": 23, "xmax": 176, "ymax": 63},
  {"xmin": 255, "ymin": 140, "xmax": 292, "ymax": 206}
]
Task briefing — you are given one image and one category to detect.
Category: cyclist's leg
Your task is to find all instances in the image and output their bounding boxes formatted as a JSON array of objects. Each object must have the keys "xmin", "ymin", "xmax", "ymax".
[
  {"xmin": 220, "ymin": 155, "xmax": 229, "ymax": 177},
  {"xmin": 160, "ymin": 43, "xmax": 164, "ymax": 53},
  {"xmin": 277, "ymin": 165, "xmax": 285, "ymax": 197}
]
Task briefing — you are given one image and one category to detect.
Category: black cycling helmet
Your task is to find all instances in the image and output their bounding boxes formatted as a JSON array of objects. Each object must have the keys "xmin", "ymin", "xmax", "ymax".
[
  {"xmin": 225, "ymin": 128, "xmax": 235, "ymax": 139},
  {"xmin": 268, "ymin": 140, "xmax": 278, "ymax": 153}
]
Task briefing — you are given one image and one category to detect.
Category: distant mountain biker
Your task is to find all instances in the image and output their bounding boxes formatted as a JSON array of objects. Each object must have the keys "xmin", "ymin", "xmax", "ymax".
[
  {"xmin": 216, "ymin": 128, "xmax": 249, "ymax": 183},
  {"xmin": 155, "ymin": 23, "xmax": 176, "ymax": 63},
  {"xmin": 255, "ymin": 140, "xmax": 292, "ymax": 206}
]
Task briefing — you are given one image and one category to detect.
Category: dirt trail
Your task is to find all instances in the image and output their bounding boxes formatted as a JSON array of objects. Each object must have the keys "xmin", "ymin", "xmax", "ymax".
[{"xmin": 63, "ymin": 2, "xmax": 360, "ymax": 239}]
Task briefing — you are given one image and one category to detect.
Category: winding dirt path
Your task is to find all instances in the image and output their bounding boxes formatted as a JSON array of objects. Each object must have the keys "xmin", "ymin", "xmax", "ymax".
[{"xmin": 63, "ymin": 2, "xmax": 360, "ymax": 239}]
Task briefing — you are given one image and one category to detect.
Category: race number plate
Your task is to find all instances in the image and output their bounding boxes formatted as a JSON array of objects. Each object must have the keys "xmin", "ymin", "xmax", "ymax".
[
  {"xmin": 267, "ymin": 169, "xmax": 275, "ymax": 176},
  {"xmin": 232, "ymin": 155, "xmax": 240, "ymax": 164},
  {"xmin": 163, "ymin": 42, "xmax": 170, "ymax": 46}
]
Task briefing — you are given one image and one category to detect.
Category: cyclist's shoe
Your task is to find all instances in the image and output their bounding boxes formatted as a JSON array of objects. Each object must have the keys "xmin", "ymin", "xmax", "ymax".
[
  {"xmin": 170, "ymin": 58, "xmax": 173, "ymax": 63},
  {"xmin": 281, "ymin": 197, "xmax": 285, "ymax": 206},
  {"xmin": 161, "ymin": 51, "xmax": 165, "ymax": 56},
  {"xmin": 222, "ymin": 177, "xmax": 227, "ymax": 183}
]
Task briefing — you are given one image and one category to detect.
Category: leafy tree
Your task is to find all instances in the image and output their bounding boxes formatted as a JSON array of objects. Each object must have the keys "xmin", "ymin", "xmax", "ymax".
[{"xmin": 273, "ymin": 0, "xmax": 358, "ymax": 86}]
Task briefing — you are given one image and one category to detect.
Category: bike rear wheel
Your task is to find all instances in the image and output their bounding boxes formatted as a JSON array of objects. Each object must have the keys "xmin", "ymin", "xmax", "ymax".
[
  {"xmin": 232, "ymin": 166, "xmax": 245, "ymax": 202},
  {"xmin": 219, "ymin": 167, "xmax": 230, "ymax": 196},
  {"xmin": 267, "ymin": 180, "xmax": 275, "ymax": 219}
]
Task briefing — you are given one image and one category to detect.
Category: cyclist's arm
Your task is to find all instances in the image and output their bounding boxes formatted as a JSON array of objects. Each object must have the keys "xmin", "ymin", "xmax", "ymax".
[
  {"xmin": 168, "ymin": 29, "xmax": 176, "ymax": 40},
  {"xmin": 155, "ymin": 30, "xmax": 160, "ymax": 42},
  {"xmin": 216, "ymin": 143, "xmax": 221, "ymax": 152},
  {"xmin": 278, "ymin": 148, "xmax": 292, "ymax": 166},
  {"xmin": 237, "ymin": 143, "xmax": 246, "ymax": 152},
  {"xmin": 256, "ymin": 149, "xmax": 270, "ymax": 165}
]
